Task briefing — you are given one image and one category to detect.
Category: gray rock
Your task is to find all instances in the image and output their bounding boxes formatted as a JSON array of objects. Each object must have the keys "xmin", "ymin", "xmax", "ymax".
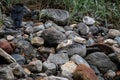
[
  {"xmin": 15, "ymin": 39, "xmax": 36, "ymax": 60},
  {"xmin": 25, "ymin": 26, "xmax": 33, "ymax": 34},
  {"xmin": 76, "ymin": 23, "xmax": 89, "ymax": 35},
  {"xmin": 89, "ymin": 26, "xmax": 99, "ymax": 35},
  {"xmin": 27, "ymin": 59, "xmax": 42, "ymax": 72},
  {"xmin": 114, "ymin": 36, "xmax": 120, "ymax": 45},
  {"xmin": 0, "ymin": 66, "xmax": 14, "ymax": 80},
  {"xmin": 85, "ymin": 52, "xmax": 118, "ymax": 73},
  {"xmin": 11, "ymin": 54, "xmax": 25, "ymax": 65},
  {"xmin": 104, "ymin": 70, "xmax": 116, "ymax": 78},
  {"xmin": 42, "ymin": 28, "xmax": 66, "ymax": 47},
  {"xmin": 40, "ymin": 9, "xmax": 70, "ymax": 26},
  {"xmin": 48, "ymin": 76, "xmax": 69, "ymax": 80},
  {"xmin": 67, "ymin": 42, "xmax": 86, "ymax": 57},
  {"xmin": 45, "ymin": 21, "xmax": 65, "ymax": 32},
  {"xmin": 83, "ymin": 16, "xmax": 95, "ymax": 25},
  {"xmin": 31, "ymin": 37, "xmax": 44, "ymax": 47},
  {"xmin": 47, "ymin": 52, "xmax": 69, "ymax": 65},
  {"xmin": 9, "ymin": 63, "xmax": 27, "ymax": 78},
  {"xmin": 33, "ymin": 24, "xmax": 45, "ymax": 32},
  {"xmin": 97, "ymin": 76, "xmax": 105, "ymax": 80},
  {"xmin": 43, "ymin": 61, "xmax": 57, "ymax": 75},
  {"xmin": 3, "ymin": 17, "xmax": 13, "ymax": 28},
  {"xmin": 70, "ymin": 54, "xmax": 90, "ymax": 67},
  {"xmin": 65, "ymin": 31, "xmax": 79, "ymax": 39}
]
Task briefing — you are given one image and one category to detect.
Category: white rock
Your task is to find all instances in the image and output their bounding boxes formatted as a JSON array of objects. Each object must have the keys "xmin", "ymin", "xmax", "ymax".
[
  {"xmin": 83, "ymin": 16, "xmax": 95, "ymax": 25},
  {"xmin": 104, "ymin": 39, "xmax": 117, "ymax": 45},
  {"xmin": 6, "ymin": 35, "xmax": 14, "ymax": 41},
  {"xmin": 61, "ymin": 61, "xmax": 77, "ymax": 76},
  {"xmin": 108, "ymin": 29, "xmax": 120, "ymax": 38},
  {"xmin": 73, "ymin": 36, "xmax": 87, "ymax": 44},
  {"xmin": 57, "ymin": 39, "xmax": 72, "ymax": 50}
]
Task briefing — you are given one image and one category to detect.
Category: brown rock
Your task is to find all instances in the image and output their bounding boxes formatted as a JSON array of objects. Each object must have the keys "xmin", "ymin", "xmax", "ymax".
[
  {"xmin": 73, "ymin": 64, "xmax": 98, "ymax": 80},
  {"xmin": 0, "ymin": 40, "xmax": 15, "ymax": 54}
]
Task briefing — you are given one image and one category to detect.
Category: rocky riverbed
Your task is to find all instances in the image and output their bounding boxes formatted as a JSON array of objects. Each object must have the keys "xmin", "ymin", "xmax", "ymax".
[{"xmin": 0, "ymin": 9, "xmax": 120, "ymax": 80}]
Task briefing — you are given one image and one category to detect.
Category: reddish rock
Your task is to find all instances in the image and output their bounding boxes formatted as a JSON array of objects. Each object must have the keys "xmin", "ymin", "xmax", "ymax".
[
  {"xmin": 0, "ymin": 40, "xmax": 15, "ymax": 54},
  {"xmin": 73, "ymin": 64, "xmax": 98, "ymax": 80}
]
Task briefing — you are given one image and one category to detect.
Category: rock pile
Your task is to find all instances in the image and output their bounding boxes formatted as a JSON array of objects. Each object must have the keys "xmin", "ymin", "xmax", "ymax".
[{"xmin": 0, "ymin": 9, "xmax": 120, "ymax": 80}]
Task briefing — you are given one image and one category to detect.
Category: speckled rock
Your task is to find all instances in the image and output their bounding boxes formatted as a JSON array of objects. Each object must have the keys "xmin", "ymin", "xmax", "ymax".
[
  {"xmin": 31, "ymin": 37, "xmax": 44, "ymax": 47},
  {"xmin": 61, "ymin": 61, "xmax": 77, "ymax": 77}
]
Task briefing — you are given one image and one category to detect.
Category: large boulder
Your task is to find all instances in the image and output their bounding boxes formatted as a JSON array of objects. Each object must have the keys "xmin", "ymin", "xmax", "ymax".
[
  {"xmin": 40, "ymin": 9, "xmax": 70, "ymax": 26},
  {"xmin": 41, "ymin": 28, "xmax": 66, "ymax": 47},
  {"xmin": 85, "ymin": 52, "xmax": 118, "ymax": 73}
]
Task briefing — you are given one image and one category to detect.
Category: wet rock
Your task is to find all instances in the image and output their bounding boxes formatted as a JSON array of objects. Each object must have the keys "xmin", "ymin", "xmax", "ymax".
[
  {"xmin": 73, "ymin": 64, "xmax": 98, "ymax": 80},
  {"xmin": 41, "ymin": 28, "xmax": 66, "ymax": 47},
  {"xmin": 0, "ymin": 39, "xmax": 15, "ymax": 54},
  {"xmin": 47, "ymin": 51, "xmax": 69, "ymax": 65},
  {"xmin": 11, "ymin": 54, "xmax": 25, "ymax": 65},
  {"xmin": 6, "ymin": 35, "xmax": 15, "ymax": 41},
  {"xmin": 108, "ymin": 29, "xmax": 120, "ymax": 38},
  {"xmin": 61, "ymin": 61, "xmax": 77, "ymax": 77},
  {"xmin": 85, "ymin": 52, "xmax": 118, "ymax": 73},
  {"xmin": 76, "ymin": 23, "xmax": 89, "ymax": 35},
  {"xmin": 67, "ymin": 42, "xmax": 86, "ymax": 57},
  {"xmin": 48, "ymin": 76, "xmax": 69, "ymax": 80},
  {"xmin": 27, "ymin": 59, "xmax": 42, "ymax": 72},
  {"xmin": 0, "ymin": 66, "xmax": 15, "ymax": 80},
  {"xmin": 31, "ymin": 37, "xmax": 44, "ymax": 47},
  {"xmin": 40, "ymin": 9, "xmax": 70, "ymax": 26},
  {"xmin": 43, "ymin": 61, "xmax": 57, "ymax": 75},
  {"xmin": 83, "ymin": 16, "xmax": 95, "ymax": 25},
  {"xmin": 9, "ymin": 63, "xmax": 27, "ymax": 78},
  {"xmin": 33, "ymin": 23, "xmax": 45, "ymax": 32},
  {"xmin": 38, "ymin": 46, "xmax": 55, "ymax": 54},
  {"xmin": 70, "ymin": 54, "xmax": 90, "ymax": 67}
]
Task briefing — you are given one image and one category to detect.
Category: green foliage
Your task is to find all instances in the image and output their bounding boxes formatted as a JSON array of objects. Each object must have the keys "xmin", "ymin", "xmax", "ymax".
[
  {"xmin": 43, "ymin": 0, "xmax": 120, "ymax": 28},
  {"xmin": 0, "ymin": 0, "xmax": 120, "ymax": 28}
]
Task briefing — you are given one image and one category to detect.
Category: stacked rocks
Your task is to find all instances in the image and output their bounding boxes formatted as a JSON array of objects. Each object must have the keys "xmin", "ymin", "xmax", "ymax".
[{"xmin": 0, "ymin": 9, "xmax": 120, "ymax": 80}]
